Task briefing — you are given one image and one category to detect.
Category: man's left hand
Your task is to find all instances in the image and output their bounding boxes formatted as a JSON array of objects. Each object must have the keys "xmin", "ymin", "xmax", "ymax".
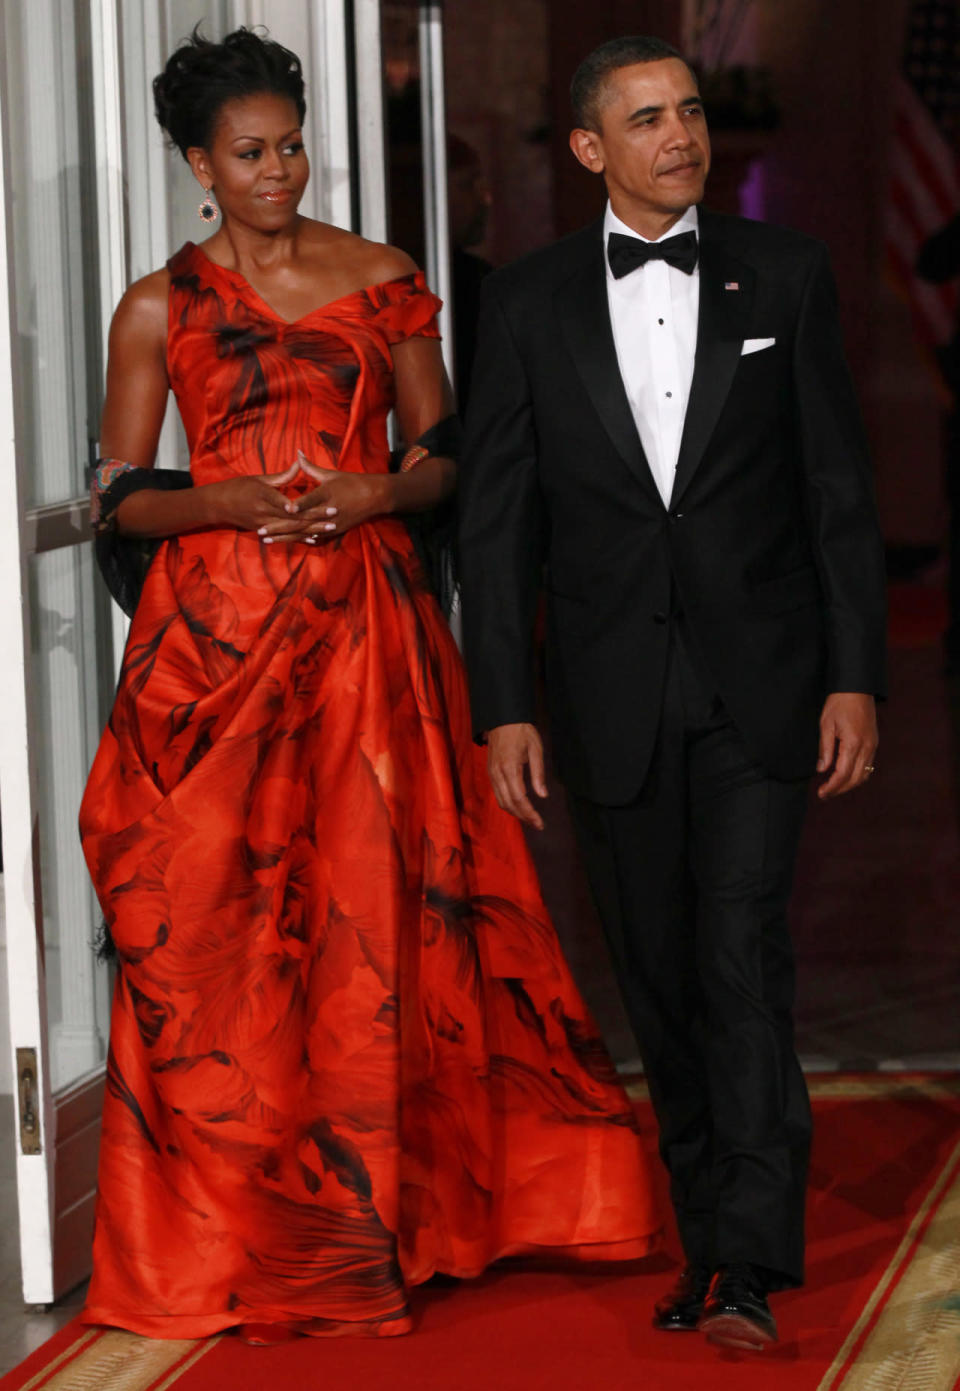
[{"xmin": 817, "ymin": 692, "xmax": 878, "ymax": 799}]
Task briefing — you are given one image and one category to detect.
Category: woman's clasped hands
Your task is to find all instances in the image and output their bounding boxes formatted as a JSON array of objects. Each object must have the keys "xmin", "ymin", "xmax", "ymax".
[
  {"xmin": 260, "ymin": 450, "xmax": 390, "ymax": 546},
  {"xmin": 208, "ymin": 451, "xmax": 390, "ymax": 546}
]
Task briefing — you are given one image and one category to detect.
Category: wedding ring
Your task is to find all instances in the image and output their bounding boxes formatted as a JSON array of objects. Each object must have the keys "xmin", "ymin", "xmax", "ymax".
[{"xmin": 864, "ymin": 764, "xmax": 875, "ymax": 773}]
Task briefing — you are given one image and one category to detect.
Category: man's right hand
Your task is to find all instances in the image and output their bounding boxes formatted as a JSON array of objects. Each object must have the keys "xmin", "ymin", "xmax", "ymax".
[{"xmin": 486, "ymin": 723, "xmax": 549, "ymax": 831}]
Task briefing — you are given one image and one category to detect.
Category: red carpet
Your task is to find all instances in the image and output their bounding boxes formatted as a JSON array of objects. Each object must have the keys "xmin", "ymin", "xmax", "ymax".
[{"xmin": 5, "ymin": 1077, "xmax": 960, "ymax": 1391}]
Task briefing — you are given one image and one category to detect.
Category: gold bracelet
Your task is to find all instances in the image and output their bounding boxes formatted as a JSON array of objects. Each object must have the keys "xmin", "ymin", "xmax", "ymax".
[{"xmin": 399, "ymin": 444, "xmax": 429, "ymax": 473}]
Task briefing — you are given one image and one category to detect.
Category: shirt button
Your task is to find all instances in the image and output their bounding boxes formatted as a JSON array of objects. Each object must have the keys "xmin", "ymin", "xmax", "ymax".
[
  {"xmin": 665, "ymin": 391, "xmax": 673, "ymax": 398},
  {"xmin": 658, "ymin": 318, "xmax": 664, "ymax": 325}
]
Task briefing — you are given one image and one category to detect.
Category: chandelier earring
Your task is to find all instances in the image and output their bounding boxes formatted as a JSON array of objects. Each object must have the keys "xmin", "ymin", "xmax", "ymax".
[{"xmin": 197, "ymin": 185, "xmax": 219, "ymax": 224}]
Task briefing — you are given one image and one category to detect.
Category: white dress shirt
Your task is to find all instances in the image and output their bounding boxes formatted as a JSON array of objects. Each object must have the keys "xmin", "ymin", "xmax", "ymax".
[{"xmin": 604, "ymin": 203, "xmax": 700, "ymax": 507}]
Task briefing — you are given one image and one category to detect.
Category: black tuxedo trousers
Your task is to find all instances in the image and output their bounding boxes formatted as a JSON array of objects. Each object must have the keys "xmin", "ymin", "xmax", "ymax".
[{"xmin": 568, "ymin": 623, "xmax": 811, "ymax": 1284}]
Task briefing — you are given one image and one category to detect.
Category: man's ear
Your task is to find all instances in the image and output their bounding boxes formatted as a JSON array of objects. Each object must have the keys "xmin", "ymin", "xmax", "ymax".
[{"xmin": 569, "ymin": 127, "xmax": 605, "ymax": 175}]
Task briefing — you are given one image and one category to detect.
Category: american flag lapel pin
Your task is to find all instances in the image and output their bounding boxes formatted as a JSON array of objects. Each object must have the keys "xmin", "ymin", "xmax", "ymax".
[{"xmin": 724, "ymin": 281, "xmax": 740, "ymax": 291}]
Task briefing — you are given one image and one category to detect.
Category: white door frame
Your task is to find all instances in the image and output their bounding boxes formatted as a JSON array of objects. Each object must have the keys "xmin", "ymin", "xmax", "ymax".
[
  {"xmin": 0, "ymin": 52, "xmax": 58, "ymax": 1302},
  {"xmin": 418, "ymin": 0, "xmax": 452, "ymax": 374},
  {"xmin": 91, "ymin": 0, "xmax": 132, "ymax": 670},
  {"xmin": 355, "ymin": 0, "xmax": 389, "ymax": 243}
]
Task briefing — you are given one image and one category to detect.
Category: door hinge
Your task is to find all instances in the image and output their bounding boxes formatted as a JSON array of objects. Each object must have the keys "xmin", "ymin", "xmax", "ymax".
[{"xmin": 16, "ymin": 1048, "xmax": 42, "ymax": 1155}]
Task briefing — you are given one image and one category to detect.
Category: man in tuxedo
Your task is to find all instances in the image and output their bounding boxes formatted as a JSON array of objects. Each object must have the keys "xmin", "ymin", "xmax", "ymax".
[{"xmin": 458, "ymin": 36, "xmax": 886, "ymax": 1351}]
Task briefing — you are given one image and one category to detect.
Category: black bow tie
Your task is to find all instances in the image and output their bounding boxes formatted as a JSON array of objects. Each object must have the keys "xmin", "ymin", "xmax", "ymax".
[{"xmin": 607, "ymin": 229, "xmax": 699, "ymax": 279}]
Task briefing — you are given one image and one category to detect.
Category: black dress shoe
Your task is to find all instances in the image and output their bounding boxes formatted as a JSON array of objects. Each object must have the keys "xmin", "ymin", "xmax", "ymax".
[
  {"xmin": 652, "ymin": 1263, "xmax": 712, "ymax": 1331},
  {"xmin": 698, "ymin": 1263, "xmax": 778, "ymax": 1350}
]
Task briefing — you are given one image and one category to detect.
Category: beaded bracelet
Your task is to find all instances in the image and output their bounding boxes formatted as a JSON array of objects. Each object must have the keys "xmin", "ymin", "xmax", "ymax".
[{"xmin": 89, "ymin": 458, "xmax": 138, "ymax": 529}]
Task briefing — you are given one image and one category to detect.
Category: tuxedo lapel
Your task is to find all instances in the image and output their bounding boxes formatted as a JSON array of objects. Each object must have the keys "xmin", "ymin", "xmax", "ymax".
[
  {"xmin": 671, "ymin": 213, "xmax": 754, "ymax": 506},
  {"xmin": 556, "ymin": 225, "xmax": 662, "ymax": 504}
]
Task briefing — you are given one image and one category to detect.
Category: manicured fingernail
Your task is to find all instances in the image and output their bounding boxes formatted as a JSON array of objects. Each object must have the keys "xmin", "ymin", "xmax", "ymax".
[
  {"xmin": 324, "ymin": 522, "xmax": 336, "ymax": 531},
  {"xmin": 257, "ymin": 525, "xmax": 268, "ymax": 536},
  {"xmin": 285, "ymin": 502, "xmax": 297, "ymax": 514},
  {"xmin": 325, "ymin": 507, "xmax": 337, "ymax": 516},
  {"xmin": 262, "ymin": 536, "xmax": 274, "ymax": 544}
]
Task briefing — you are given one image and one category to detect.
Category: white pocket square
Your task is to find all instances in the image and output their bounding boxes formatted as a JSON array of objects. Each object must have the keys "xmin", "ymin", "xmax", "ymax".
[{"xmin": 741, "ymin": 337, "xmax": 776, "ymax": 355}]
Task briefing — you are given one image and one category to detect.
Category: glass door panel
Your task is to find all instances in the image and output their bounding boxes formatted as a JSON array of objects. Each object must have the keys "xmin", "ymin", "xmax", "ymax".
[
  {"xmin": 1, "ymin": 0, "xmax": 100, "ymax": 509},
  {"xmin": 2, "ymin": 0, "xmax": 113, "ymax": 1100},
  {"xmin": 28, "ymin": 545, "xmax": 112, "ymax": 1093}
]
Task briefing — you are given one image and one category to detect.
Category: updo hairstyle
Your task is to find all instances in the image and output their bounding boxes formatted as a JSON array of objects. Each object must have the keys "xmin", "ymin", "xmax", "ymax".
[{"xmin": 153, "ymin": 26, "xmax": 307, "ymax": 158}]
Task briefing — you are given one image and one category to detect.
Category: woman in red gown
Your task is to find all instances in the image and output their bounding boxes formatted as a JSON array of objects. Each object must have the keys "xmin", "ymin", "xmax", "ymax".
[{"xmin": 79, "ymin": 28, "xmax": 659, "ymax": 1340}]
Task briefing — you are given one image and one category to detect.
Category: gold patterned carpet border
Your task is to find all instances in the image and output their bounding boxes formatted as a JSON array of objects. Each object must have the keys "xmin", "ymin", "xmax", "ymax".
[
  {"xmin": 816, "ymin": 1134, "xmax": 960, "ymax": 1391},
  {"xmin": 15, "ymin": 1330, "xmax": 216, "ymax": 1391}
]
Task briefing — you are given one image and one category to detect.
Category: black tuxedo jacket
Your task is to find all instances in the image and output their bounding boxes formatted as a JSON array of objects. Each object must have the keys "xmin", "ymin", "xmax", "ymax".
[{"xmin": 457, "ymin": 208, "xmax": 887, "ymax": 805}]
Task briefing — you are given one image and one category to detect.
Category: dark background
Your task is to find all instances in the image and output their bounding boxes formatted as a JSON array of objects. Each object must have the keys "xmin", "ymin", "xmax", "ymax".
[{"xmin": 383, "ymin": 0, "xmax": 960, "ymax": 1068}]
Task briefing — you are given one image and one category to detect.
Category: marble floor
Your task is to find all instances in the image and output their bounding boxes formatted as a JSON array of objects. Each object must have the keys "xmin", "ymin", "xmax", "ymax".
[{"xmin": 0, "ymin": 588, "xmax": 957, "ymax": 1378}]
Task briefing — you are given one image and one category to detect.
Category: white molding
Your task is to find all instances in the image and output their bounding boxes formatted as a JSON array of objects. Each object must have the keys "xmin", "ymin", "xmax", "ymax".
[
  {"xmin": 119, "ymin": 0, "xmax": 182, "ymax": 480},
  {"xmin": 90, "ymin": 0, "xmax": 128, "ymax": 359},
  {"xmin": 418, "ymin": 1, "xmax": 452, "ymax": 375},
  {"xmin": 310, "ymin": 0, "xmax": 353, "ymax": 230},
  {"xmin": 90, "ymin": 0, "xmax": 131, "ymax": 666},
  {"xmin": 0, "ymin": 884, "xmax": 11, "ymax": 1095},
  {"xmin": 354, "ymin": 0, "xmax": 388, "ymax": 243},
  {"xmin": 227, "ymin": 0, "xmax": 257, "ymax": 29}
]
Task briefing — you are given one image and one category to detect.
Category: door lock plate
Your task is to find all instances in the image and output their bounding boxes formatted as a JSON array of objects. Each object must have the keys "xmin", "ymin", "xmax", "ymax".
[{"xmin": 16, "ymin": 1048, "xmax": 41, "ymax": 1155}]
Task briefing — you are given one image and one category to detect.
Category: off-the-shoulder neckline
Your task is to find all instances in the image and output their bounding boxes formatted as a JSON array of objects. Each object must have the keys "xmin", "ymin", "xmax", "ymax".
[{"xmin": 183, "ymin": 241, "xmax": 426, "ymax": 327}]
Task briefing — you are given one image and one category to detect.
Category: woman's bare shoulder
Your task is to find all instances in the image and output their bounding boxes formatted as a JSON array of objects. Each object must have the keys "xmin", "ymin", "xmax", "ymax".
[
  {"xmin": 302, "ymin": 220, "xmax": 419, "ymax": 284},
  {"xmin": 362, "ymin": 240, "xmax": 419, "ymax": 284},
  {"xmin": 110, "ymin": 267, "xmax": 170, "ymax": 347}
]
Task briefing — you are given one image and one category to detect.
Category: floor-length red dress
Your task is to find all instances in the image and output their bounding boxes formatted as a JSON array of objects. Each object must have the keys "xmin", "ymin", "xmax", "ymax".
[{"xmin": 79, "ymin": 242, "xmax": 659, "ymax": 1339}]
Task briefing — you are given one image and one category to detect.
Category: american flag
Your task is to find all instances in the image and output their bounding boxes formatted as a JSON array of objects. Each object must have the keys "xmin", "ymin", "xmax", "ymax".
[{"xmin": 886, "ymin": 0, "xmax": 960, "ymax": 345}]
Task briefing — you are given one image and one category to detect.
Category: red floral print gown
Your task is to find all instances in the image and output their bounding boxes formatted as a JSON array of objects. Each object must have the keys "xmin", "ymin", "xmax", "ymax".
[{"xmin": 79, "ymin": 242, "xmax": 659, "ymax": 1339}]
